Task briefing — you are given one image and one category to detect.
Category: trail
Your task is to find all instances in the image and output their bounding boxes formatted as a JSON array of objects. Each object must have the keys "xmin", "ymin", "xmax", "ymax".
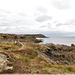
[
  {"xmin": 12, "ymin": 42, "xmax": 26, "ymax": 51},
  {"xmin": 18, "ymin": 42, "xmax": 25, "ymax": 50},
  {"xmin": 13, "ymin": 42, "xmax": 51, "ymax": 64},
  {"xmin": 17, "ymin": 42, "xmax": 51, "ymax": 64}
]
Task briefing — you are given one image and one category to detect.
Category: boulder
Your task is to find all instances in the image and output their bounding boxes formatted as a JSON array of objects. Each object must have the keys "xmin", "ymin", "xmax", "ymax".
[{"xmin": 0, "ymin": 54, "xmax": 8, "ymax": 72}]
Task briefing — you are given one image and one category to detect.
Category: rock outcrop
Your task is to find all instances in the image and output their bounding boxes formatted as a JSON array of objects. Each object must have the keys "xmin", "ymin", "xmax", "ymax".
[
  {"xmin": 0, "ymin": 52, "xmax": 13, "ymax": 73},
  {"xmin": 0, "ymin": 54, "xmax": 8, "ymax": 72}
]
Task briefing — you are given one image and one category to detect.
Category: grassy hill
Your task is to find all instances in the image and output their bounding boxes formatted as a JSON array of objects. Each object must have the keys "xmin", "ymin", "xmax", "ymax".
[
  {"xmin": 0, "ymin": 33, "xmax": 47, "ymax": 38},
  {"xmin": 0, "ymin": 34, "xmax": 75, "ymax": 74}
]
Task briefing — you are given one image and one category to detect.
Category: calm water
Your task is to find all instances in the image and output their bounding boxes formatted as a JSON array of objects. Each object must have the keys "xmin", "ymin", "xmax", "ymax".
[{"xmin": 37, "ymin": 36, "xmax": 75, "ymax": 46}]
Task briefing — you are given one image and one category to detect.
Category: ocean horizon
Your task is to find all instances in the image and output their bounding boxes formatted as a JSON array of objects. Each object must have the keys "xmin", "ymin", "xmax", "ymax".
[{"xmin": 37, "ymin": 36, "xmax": 75, "ymax": 46}]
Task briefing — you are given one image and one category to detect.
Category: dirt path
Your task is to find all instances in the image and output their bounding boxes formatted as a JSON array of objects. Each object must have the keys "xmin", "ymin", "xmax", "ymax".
[
  {"xmin": 12, "ymin": 42, "xmax": 52, "ymax": 64},
  {"xmin": 18, "ymin": 42, "xmax": 25, "ymax": 50},
  {"xmin": 16, "ymin": 42, "xmax": 51, "ymax": 64},
  {"xmin": 11, "ymin": 42, "xmax": 26, "ymax": 52}
]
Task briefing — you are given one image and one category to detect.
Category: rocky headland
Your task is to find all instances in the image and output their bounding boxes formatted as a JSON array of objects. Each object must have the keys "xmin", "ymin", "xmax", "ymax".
[{"xmin": 0, "ymin": 33, "xmax": 75, "ymax": 74}]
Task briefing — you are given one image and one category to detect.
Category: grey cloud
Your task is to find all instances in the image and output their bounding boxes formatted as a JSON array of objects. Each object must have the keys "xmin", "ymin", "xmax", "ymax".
[
  {"xmin": 53, "ymin": 21, "xmax": 58, "ymax": 23},
  {"xmin": 14, "ymin": 20, "xmax": 22, "ymax": 23},
  {"xmin": 0, "ymin": 9, "xmax": 12, "ymax": 26},
  {"xmin": 56, "ymin": 19, "xmax": 75, "ymax": 27},
  {"xmin": 36, "ymin": 7, "xmax": 47, "ymax": 13},
  {"xmin": 0, "ymin": 23, "xmax": 12, "ymax": 26},
  {"xmin": 40, "ymin": 25, "xmax": 47, "ymax": 28},
  {"xmin": 19, "ymin": 13, "xmax": 26, "ymax": 16},
  {"xmin": 52, "ymin": 0, "xmax": 71, "ymax": 9},
  {"xmin": 0, "ymin": 18, "xmax": 11, "ymax": 23},
  {"xmin": 56, "ymin": 23, "xmax": 63, "ymax": 26},
  {"xmin": 44, "ymin": 32, "xmax": 75, "ymax": 36},
  {"xmin": 0, "ymin": 14, "xmax": 6, "ymax": 17},
  {"xmin": 65, "ymin": 19, "xmax": 75, "ymax": 25},
  {"xmin": 3, "ymin": 26, "xmax": 11, "ymax": 32},
  {"xmin": 0, "ymin": 8, "xmax": 11, "ymax": 14},
  {"xmin": 0, "ymin": 26, "xmax": 28, "ymax": 33},
  {"xmin": 40, "ymin": 23, "xmax": 51, "ymax": 29},
  {"xmin": 47, "ymin": 23, "xmax": 51, "ymax": 28},
  {"xmin": 35, "ymin": 15, "xmax": 52, "ymax": 22}
]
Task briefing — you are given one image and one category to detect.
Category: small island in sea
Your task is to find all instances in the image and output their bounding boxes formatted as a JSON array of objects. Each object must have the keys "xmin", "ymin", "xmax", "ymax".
[{"xmin": 0, "ymin": 33, "xmax": 75, "ymax": 74}]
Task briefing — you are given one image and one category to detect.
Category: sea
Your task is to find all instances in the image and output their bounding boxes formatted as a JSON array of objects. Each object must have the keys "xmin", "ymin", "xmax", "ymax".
[{"xmin": 37, "ymin": 36, "xmax": 75, "ymax": 46}]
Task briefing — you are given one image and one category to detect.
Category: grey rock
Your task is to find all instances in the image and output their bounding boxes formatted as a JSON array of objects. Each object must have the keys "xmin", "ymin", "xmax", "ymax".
[{"xmin": 0, "ymin": 54, "xmax": 8, "ymax": 72}]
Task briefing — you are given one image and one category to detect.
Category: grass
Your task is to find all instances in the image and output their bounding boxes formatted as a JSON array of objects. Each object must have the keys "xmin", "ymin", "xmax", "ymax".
[
  {"xmin": 12, "ymin": 45, "xmax": 20, "ymax": 49},
  {"xmin": 43, "ymin": 70, "xmax": 52, "ymax": 74},
  {"xmin": 42, "ymin": 63, "xmax": 75, "ymax": 73},
  {"xmin": 11, "ymin": 42, "xmax": 22, "ymax": 49},
  {"xmin": 0, "ymin": 41, "xmax": 22, "ymax": 50},
  {"xmin": 42, "ymin": 62, "xmax": 53, "ymax": 68},
  {"xmin": 24, "ymin": 57, "xmax": 31, "ymax": 65},
  {"xmin": 63, "ymin": 66, "xmax": 75, "ymax": 73},
  {"xmin": 1, "ymin": 46, "xmax": 11, "ymax": 50},
  {"xmin": 45, "ymin": 65, "xmax": 75, "ymax": 73},
  {"xmin": 0, "ymin": 41, "xmax": 75, "ymax": 74},
  {"xmin": 14, "ymin": 52, "xmax": 31, "ymax": 65},
  {"xmin": 3, "ymin": 50, "xmax": 10, "ymax": 53}
]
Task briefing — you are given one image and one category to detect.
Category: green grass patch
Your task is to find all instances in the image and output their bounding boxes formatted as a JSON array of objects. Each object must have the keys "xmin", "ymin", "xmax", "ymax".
[
  {"xmin": 42, "ymin": 62, "xmax": 52, "ymax": 68},
  {"xmin": 43, "ymin": 70, "xmax": 52, "ymax": 74},
  {"xmin": 12, "ymin": 45, "xmax": 20, "ymax": 49},
  {"xmin": 63, "ymin": 66, "xmax": 75, "ymax": 73},
  {"xmin": 3, "ymin": 50, "xmax": 10, "ymax": 53},
  {"xmin": 44, "ymin": 65, "xmax": 75, "ymax": 73}
]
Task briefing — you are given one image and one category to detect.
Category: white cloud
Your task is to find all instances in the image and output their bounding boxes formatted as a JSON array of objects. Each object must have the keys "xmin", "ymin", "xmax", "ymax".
[
  {"xmin": 56, "ymin": 19, "xmax": 75, "ymax": 27},
  {"xmin": 52, "ymin": 0, "xmax": 71, "ymax": 9},
  {"xmin": 35, "ymin": 15, "xmax": 52, "ymax": 22},
  {"xmin": 0, "ymin": 0, "xmax": 75, "ymax": 36},
  {"xmin": 36, "ymin": 7, "xmax": 47, "ymax": 13}
]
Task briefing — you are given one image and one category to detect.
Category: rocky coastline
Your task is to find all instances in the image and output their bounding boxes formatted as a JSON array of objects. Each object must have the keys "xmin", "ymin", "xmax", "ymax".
[{"xmin": 0, "ymin": 34, "xmax": 75, "ymax": 74}]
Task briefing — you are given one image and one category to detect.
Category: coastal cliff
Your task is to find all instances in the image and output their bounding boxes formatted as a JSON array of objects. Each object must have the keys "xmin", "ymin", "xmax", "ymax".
[{"xmin": 0, "ymin": 34, "xmax": 75, "ymax": 74}]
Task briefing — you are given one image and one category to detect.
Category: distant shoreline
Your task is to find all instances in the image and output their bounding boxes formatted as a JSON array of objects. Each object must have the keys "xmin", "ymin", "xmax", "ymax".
[
  {"xmin": 37, "ymin": 36, "xmax": 75, "ymax": 46},
  {"xmin": 0, "ymin": 33, "xmax": 47, "ymax": 38}
]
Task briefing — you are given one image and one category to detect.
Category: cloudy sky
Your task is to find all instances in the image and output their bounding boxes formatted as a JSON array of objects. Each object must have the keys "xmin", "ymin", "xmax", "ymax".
[{"xmin": 0, "ymin": 0, "xmax": 75, "ymax": 36}]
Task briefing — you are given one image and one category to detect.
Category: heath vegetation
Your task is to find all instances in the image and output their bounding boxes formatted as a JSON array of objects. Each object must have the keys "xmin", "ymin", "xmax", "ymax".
[{"xmin": 0, "ymin": 34, "xmax": 75, "ymax": 74}]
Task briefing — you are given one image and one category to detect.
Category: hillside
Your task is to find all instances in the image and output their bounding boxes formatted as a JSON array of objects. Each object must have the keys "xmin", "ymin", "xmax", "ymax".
[
  {"xmin": 0, "ymin": 33, "xmax": 46, "ymax": 43},
  {"xmin": 0, "ymin": 34, "xmax": 75, "ymax": 74},
  {"xmin": 0, "ymin": 33, "xmax": 47, "ymax": 38}
]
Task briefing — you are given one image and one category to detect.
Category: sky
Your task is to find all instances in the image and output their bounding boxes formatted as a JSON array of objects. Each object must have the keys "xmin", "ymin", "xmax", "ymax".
[{"xmin": 0, "ymin": 0, "xmax": 75, "ymax": 36}]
